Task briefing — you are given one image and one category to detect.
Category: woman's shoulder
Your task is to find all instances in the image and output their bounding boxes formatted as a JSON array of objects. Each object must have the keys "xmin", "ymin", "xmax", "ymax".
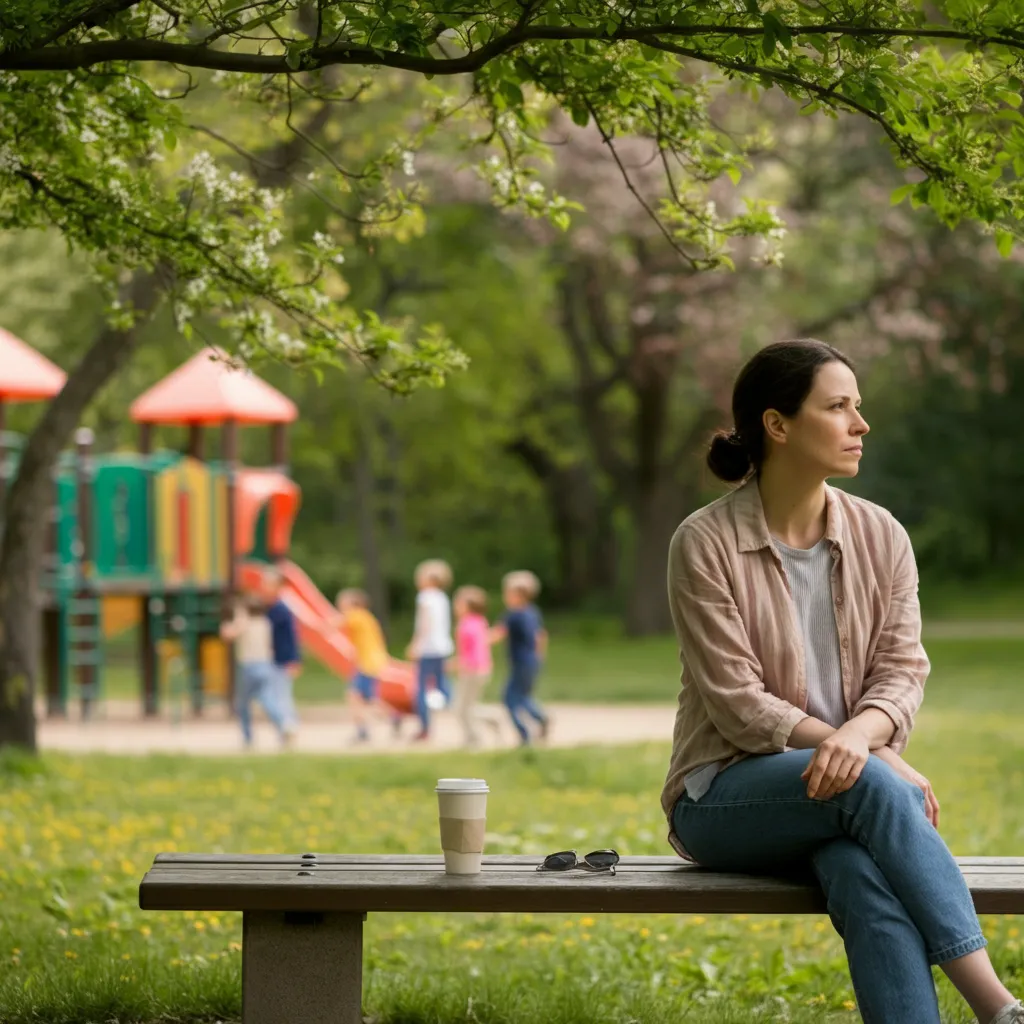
[
  {"xmin": 829, "ymin": 487, "xmax": 908, "ymax": 540},
  {"xmin": 672, "ymin": 483, "xmax": 746, "ymax": 544}
]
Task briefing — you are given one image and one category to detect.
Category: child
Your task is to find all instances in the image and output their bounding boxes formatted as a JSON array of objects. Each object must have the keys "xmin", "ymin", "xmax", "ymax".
[
  {"xmin": 452, "ymin": 585, "xmax": 503, "ymax": 749},
  {"xmin": 491, "ymin": 570, "xmax": 549, "ymax": 747},
  {"xmin": 406, "ymin": 558, "xmax": 454, "ymax": 742},
  {"xmin": 262, "ymin": 567, "xmax": 301, "ymax": 740},
  {"xmin": 336, "ymin": 588, "xmax": 389, "ymax": 744},
  {"xmin": 220, "ymin": 588, "xmax": 290, "ymax": 749}
]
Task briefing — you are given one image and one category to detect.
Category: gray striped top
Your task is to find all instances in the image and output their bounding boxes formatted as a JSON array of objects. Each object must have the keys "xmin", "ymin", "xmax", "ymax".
[{"xmin": 683, "ymin": 535, "xmax": 847, "ymax": 801}]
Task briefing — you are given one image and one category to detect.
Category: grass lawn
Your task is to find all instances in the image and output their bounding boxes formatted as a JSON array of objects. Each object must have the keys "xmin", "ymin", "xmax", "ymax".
[{"xmin": 3, "ymin": 635, "xmax": 1024, "ymax": 1023}]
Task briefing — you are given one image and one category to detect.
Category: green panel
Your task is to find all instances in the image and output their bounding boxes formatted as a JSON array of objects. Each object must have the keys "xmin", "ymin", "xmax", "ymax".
[
  {"xmin": 55, "ymin": 473, "xmax": 78, "ymax": 572},
  {"xmin": 91, "ymin": 457, "xmax": 152, "ymax": 578},
  {"xmin": 250, "ymin": 504, "xmax": 269, "ymax": 562}
]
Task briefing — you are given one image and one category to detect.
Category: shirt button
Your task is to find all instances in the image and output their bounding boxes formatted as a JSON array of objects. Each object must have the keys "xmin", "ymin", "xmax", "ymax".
[
  {"xmin": 835, "ymin": 595, "xmax": 844, "ymax": 607},
  {"xmin": 841, "ymin": 637, "xmax": 850, "ymax": 649}
]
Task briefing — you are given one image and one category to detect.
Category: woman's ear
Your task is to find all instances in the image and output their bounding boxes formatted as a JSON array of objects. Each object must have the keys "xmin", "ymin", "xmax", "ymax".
[{"xmin": 762, "ymin": 408, "xmax": 788, "ymax": 445}]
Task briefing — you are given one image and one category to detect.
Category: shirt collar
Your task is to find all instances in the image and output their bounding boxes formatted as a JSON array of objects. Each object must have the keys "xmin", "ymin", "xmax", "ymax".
[{"xmin": 732, "ymin": 475, "xmax": 845, "ymax": 553}]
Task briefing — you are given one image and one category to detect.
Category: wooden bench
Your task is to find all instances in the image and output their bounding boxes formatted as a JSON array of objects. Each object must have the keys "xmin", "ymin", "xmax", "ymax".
[{"xmin": 140, "ymin": 853, "xmax": 1024, "ymax": 1024}]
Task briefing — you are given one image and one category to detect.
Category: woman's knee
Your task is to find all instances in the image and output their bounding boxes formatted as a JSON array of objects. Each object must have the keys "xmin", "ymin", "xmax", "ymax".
[
  {"xmin": 846, "ymin": 755, "xmax": 924, "ymax": 811},
  {"xmin": 813, "ymin": 839, "xmax": 899, "ymax": 922}
]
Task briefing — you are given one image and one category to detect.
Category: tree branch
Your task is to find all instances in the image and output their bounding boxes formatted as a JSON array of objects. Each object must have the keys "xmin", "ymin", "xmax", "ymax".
[{"xmin": 3, "ymin": 22, "xmax": 1023, "ymax": 74}]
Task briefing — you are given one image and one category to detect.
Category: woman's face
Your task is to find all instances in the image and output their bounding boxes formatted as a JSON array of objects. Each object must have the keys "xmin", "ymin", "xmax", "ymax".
[{"xmin": 767, "ymin": 360, "xmax": 870, "ymax": 478}]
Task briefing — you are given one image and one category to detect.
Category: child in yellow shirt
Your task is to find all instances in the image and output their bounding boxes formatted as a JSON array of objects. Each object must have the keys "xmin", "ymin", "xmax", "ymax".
[{"xmin": 336, "ymin": 588, "xmax": 389, "ymax": 744}]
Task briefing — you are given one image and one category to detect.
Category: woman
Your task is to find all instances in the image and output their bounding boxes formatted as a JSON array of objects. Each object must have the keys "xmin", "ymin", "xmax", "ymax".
[{"xmin": 663, "ymin": 340, "xmax": 1021, "ymax": 1024}]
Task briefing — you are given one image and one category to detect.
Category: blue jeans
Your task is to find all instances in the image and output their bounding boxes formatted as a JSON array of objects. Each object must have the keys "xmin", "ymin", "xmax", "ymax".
[
  {"xmin": 671, "ymin": 749, "xmax": 986, "ymax": 1024},
  {"xmin": 415, "ymin": 655, "xmax": 451, "ymax": 731},
  {"xmin": 503, "ymin": 660, "xmax": 546, "ymax": 744},
  {"xmin": 272, "ymin": 664, "xmax": 298, "ymax": 729},
  {"xmin": 236, "ymin": 662, "xmax": 288, "ymax": 745},
  {"xmin": 351, "ymin": 672, "xmax": 378, "ymax": 701}
]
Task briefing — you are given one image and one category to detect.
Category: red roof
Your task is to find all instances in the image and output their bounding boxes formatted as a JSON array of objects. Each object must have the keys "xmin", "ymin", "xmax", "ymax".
[
  {"xmin": 0, "ymin": 327, "xmax": 67, "ymax": 402},
  {"xmin": 129, "ymin": 347, "xmax": 298, "ymax": 425}
]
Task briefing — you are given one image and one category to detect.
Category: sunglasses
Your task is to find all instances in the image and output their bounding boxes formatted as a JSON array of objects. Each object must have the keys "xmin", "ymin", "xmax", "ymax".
[{"xmin": 536, "ymin": 848, "xmax": 620, "ymax": 874}]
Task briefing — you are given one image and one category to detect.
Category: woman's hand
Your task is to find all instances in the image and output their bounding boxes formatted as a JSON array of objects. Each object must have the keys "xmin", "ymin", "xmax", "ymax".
[
  {"xmin": 875, "ymin": 747, "xmax": 940, "ymax": 828},
  {"xmin": 801, "ymin": 722, "xmax": 871, "ymax": 800}
]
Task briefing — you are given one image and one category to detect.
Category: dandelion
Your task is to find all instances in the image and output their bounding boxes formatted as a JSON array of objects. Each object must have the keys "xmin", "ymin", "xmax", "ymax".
[
  {"xmin": 580, "ymin": 917, "xmax": 595, "ymax": 927},
  {"xmin": 121, "ymin": 953, "xmax": 132, "ymax": 961},
  {"xmin": 843, "ymin": 1000, "xmax": 857, "ymax": 1011},
  {"xmin": 64, "ymin": 950, "xmax": 77, "ymax": 959}
]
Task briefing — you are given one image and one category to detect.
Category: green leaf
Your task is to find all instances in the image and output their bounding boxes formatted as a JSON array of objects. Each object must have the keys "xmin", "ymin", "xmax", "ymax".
[
  {"xmin": 762, "ymin": 13, "xmax": 791, "ymax": 51},
  {"xmin": 743, "ymin": 0, "xmax": 759, "ymax": 13},
  {"xmin": 890, "ymin": 183, "xmax": 915, "ymax": 205},
  {"xmin": 761, "ymin": 20, "xmax": 777, "ymax": 59},
  {"xmin": 163, "ymin": 131, "xmax": 177, "ymax": 151},
  {"xmin": 995, "ymin": 230, "xmax": 1014, "ymax": 258},
  {"xmin": 570, "ymin": 104, "xmax": 589, "ymax": 127}
]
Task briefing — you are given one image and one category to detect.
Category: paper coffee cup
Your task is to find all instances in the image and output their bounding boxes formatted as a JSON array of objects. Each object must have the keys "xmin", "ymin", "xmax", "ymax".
[{"xmin": 436, "ymin": 778, "xmax": 488, "ymax": 875}]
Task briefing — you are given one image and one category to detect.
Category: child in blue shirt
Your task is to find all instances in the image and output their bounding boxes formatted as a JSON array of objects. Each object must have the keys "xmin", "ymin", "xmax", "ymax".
[{"xmin": 490, "ymin": 570, "xmax": 549, "ymax": 746}]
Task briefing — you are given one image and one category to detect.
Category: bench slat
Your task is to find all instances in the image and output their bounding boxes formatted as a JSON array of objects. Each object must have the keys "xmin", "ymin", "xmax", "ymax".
[{"xmin": 140, "ymin": 856, "xmax": 1024, "ymax": 916}]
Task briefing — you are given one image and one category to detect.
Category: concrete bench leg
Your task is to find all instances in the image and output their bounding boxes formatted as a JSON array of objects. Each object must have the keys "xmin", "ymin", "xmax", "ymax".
[{"xmin": 242, "ymin": 911, "xmax": 365, "ymax": 1024}]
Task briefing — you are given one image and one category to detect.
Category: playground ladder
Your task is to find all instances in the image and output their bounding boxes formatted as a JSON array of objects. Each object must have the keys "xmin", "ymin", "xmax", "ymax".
[{"xmin": 64, "ymin": 593, "xmax": 104, "ymax": 711}]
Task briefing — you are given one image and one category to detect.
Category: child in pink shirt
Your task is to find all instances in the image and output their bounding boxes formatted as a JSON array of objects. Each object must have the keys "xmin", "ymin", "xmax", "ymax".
[{"xmin": 452, "ymin": 585, "xmax": 503, "ymax": 748}]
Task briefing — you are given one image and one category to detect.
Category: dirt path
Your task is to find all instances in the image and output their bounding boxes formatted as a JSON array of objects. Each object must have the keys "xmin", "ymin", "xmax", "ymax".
[{"xmin": 37, "ymin": 701, "xmax": 677, "ymax": 755}]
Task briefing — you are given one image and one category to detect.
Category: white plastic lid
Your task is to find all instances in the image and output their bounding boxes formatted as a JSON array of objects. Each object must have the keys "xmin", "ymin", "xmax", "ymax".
[{"xmin": 436, "ymin": 778, "xmax": 489, "ymax": 793}]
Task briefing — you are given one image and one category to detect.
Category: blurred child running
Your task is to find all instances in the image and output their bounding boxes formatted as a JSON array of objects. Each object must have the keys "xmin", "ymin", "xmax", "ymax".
[
  {"xmin": 335, "ymin": 588, "xmax": 389, "ymax": 745},
  {"xmin": 490, "ymin": 570, "xmax": 550, "ymax": 747},
  {"xmin": 406, "ymin": 559, "xmax": 454, "ymax": 742},
  {"xmin": 451, "ymin": 585, "xmax": 503, "ymax": 749},
  {"xmin": 220, "ymin": 588, "xmax": 290, "ymax": 749}
]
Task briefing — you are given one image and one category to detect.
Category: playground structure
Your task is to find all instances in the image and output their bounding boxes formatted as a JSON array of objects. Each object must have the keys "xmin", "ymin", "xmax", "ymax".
[{"xmin": 0, "ymin": 334, "xmax": 415, "ymax": 719}]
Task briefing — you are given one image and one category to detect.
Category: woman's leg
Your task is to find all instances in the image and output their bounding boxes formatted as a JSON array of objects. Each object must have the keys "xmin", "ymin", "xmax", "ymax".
[
  {"xmin": 812, "ymin": 838, "xmax": 940, "ymax": 1024},
  {"xmin": 673, "ymin": 749, "xmax": 990, "ymax": 1020}
]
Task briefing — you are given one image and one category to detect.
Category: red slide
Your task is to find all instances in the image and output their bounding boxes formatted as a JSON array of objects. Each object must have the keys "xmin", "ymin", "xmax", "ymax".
[{"xmin": 239, "ymin": 560, "xmax": 416, "ymax": 714}]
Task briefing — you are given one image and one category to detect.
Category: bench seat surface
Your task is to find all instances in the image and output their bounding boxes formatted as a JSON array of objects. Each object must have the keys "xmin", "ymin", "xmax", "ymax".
[{"xmin": 140, "ymin": 854, "xmax": 1024, "ymax": 916}]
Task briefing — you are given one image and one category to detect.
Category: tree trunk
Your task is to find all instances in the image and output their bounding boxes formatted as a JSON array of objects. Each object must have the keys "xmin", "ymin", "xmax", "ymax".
[
  {"xmin": 0, "ymin": 271, "xmax": 162, "ymax": 750},
  {"xmin": 506, "ymin": 437, "xmax": 617, "ymax": 604},
  {"xmin": 623, "ymin": 480, "xmax": 692, "ymax": 637}
]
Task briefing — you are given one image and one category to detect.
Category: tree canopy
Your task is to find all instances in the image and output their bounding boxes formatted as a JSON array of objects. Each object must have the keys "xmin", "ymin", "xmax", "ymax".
[{"xmin": 1, "ymin": 1, "xmax": 1023, "ymax": 388}]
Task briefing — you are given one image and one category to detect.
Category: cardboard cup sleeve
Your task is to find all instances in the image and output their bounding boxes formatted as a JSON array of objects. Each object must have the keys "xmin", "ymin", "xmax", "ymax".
[{"xmin": 439, "ymin": 816, "xmax": 486, "ymax": 854}]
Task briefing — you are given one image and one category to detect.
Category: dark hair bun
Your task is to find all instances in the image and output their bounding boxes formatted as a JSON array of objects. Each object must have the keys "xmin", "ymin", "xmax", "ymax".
[{"xmin": 707, "ymin": 431, "xmax": 752, "ymax": 482}]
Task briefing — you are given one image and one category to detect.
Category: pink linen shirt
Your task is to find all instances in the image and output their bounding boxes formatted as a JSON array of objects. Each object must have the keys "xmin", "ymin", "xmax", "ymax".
[
  {"xmin": 456, "ymin": 613, "xmax": 492, "ymax": 675},
  {"xmin": 662, "ymin": 476, "xmax": 930, "ymax": 833}
]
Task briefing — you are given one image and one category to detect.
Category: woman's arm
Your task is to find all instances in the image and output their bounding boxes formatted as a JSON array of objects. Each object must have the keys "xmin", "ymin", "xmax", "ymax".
[
  {"xmin": 789, "ymin": 708, "xmax": 897, "ymax": 799},
  {"xmin": 667, "ymin": 523, "xmax": 808, "ymax": 754},
  {"xmin": 851, "ymin": 519, "xmax": 929, "ymax": 753}
]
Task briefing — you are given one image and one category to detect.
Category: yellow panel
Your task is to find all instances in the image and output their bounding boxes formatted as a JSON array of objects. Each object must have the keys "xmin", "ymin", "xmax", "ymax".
[
  {"xmin": 200, "ymin": 636, "xmax": 230, "ymax": 696},
  {"xmin": 153, "ymin": 467, "xmax": 178, "ymax": 579},
  {"xmin": 214, "ymin": 475, "xmax": 229, "ymax": 583},
  {"xmin": 101, "ymin": 595, "xmax": 141, "ymax": 639},
  {"xmin": 178, "ymin": 458, "xmax": 213, "ymax": 585}
]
